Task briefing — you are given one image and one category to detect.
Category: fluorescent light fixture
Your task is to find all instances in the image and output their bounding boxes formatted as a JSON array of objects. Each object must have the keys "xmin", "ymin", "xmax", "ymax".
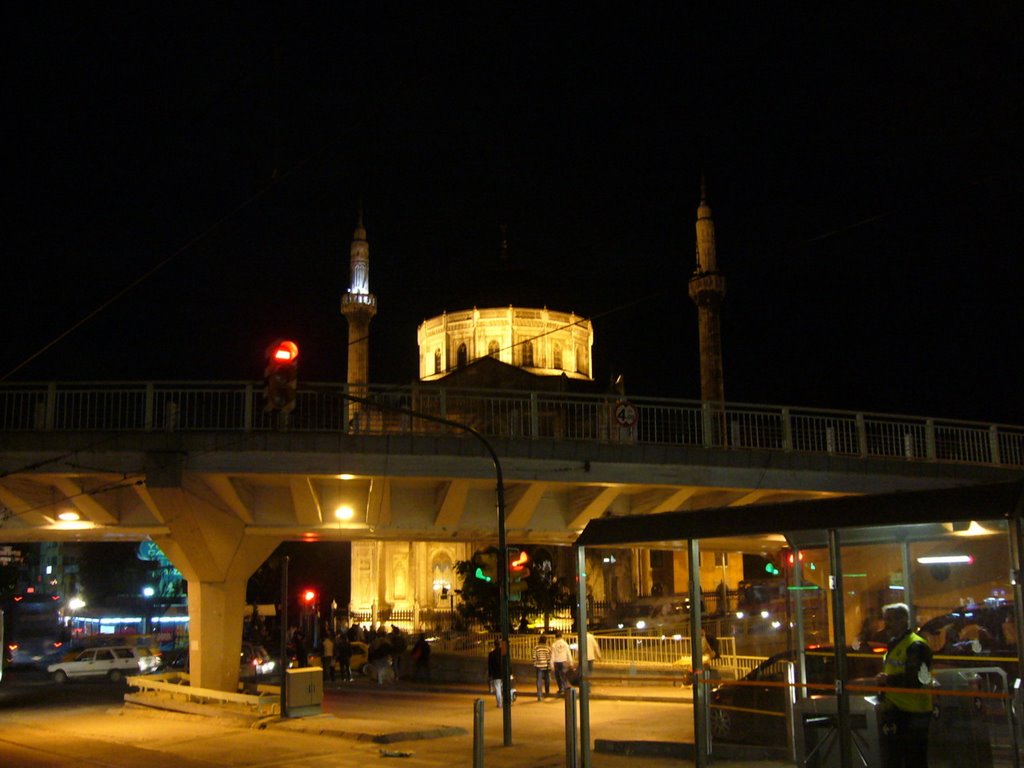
[
  {"xmin": 917, "ymin": 555, "xmax": 974, "ymax": 565},
  {"xmin": 57, "ymin": 510, "xmax": 81, "ymax": 522},
  {"xmin": 338, "ymin": 474, "xmax": 355, "ymax": 481},
  {"xmin": 944, "ymin": 521, "xmax": 996, "ymax": 537}
]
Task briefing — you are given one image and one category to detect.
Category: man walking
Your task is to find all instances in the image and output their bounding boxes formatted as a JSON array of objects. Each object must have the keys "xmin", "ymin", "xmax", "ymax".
[
  {"xmin": 532, "ymin": 635, "xmax": 552, "ymax": 700},
  {"xmin": 487, "ymin": 639, "xmax": 506, "ymax": 708},
  {"xmin": 549, "ymin": 630, "xmax": 574, "ymax": 694},
  {"xmin": 877, "ymin": 602, "xmax": 934, "ymax": 767},
  {"xmin": 321, "ymin": 633, "xmax": 335, "ymax": 683}
]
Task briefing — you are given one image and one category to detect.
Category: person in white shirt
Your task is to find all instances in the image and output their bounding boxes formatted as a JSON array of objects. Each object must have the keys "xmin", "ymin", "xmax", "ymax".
[
  {"xmin": 549, "ymin": 630, "xmax": 574, "ymax": 693},
  {"xmin": 584, "ymin": 631, "xmax": 602, "ymax": 673}
]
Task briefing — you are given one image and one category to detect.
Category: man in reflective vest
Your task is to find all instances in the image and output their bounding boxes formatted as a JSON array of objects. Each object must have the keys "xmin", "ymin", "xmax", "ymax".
[{"xmin": 877, "ymin": 602, "xmax": 934, "ymax": 766}]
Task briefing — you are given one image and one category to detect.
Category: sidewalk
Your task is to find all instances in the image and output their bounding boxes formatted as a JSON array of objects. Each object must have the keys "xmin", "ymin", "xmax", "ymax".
[{"xmin": 121, "ymin": 675, "xmax": 791, "ymax": 767}]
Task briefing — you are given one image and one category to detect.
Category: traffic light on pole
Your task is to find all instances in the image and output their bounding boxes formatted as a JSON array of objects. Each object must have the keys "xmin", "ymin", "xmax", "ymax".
[
  {"xmin": 473, "ymin": 551, "xmax": 498, "ymax": 582},
  {"xmin": 300, "ymin": 588, "xmax": 318, "ymax": 606},
  {"xmin": 508, "ymin": 548, "xmax": 530, "ymax": 600},
  {"xmin": 264, "ymin": 340, "xmax": 299, "ymax": 413}
]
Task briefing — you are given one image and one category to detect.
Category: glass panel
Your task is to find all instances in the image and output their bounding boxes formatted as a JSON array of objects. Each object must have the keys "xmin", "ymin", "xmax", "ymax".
[
  {"xmin": 910, "ymin": 520, "xmax": 1017, "ymax": 767},
  {"xmin": 705, "ymin": 535, "xmax": 805, "ymax": 760},
  {"xmin": 581, "ymin": 543, "xmax": 700, "ymax": 749},
  {"xmin": 843, "ymin": 518, "xmax": 1018, "ymax": 767}
]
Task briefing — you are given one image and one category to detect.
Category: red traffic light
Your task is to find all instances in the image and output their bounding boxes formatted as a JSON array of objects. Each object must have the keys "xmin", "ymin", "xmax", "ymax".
[
  {"xmin": 270, "ymin": 340, "xmax": 299, "ymax": 363},
  {"xmin": 301, "ymin": 589, "xmax": 317, "ymax": 604},
  {"xmin": 510, "ymin": 550, "xmax": 529, "ymax": 573},
  {"xmin": 264, "ymin": 340, "xmax": 300, "ymax": 413}
]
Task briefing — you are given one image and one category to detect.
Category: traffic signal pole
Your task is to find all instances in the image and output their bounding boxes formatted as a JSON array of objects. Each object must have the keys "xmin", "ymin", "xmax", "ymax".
[
  {"xmin": 279, "ymin": 555, "xmax": 289, "ymax": 718},
  {"xmin": 340, "ymin": 391, "xmax": 514, "ymax": 745}
]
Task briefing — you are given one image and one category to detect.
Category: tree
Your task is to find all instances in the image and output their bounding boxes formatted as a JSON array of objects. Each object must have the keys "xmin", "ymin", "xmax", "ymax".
[
  {"xmin": 455, "ymin": 547, "xmax": 574, "ymax": 631},
  {"xmin": 455, "ymin": 548, "xmax": 501, "ymax": 630}
]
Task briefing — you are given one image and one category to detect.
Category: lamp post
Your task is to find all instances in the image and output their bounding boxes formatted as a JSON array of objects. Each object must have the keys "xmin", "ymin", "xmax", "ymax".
[
  {"xmin": 142, "ymin": 586, "xmax": 155, "ymax": 635},
  {"xmin": 341, "ymin": 391, "xmax": 513, "ymax": 745}
]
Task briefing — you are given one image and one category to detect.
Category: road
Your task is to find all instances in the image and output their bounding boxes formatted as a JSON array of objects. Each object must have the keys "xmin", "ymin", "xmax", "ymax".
[{"xmin": 0, "ymin": 668, "xmax": 765, "ymax": 768}]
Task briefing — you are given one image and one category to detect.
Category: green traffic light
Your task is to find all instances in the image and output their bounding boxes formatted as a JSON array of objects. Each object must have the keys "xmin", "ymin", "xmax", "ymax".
[{"xmin": 474, "ymin": 567, "xmax": 492, "ymax": 582}]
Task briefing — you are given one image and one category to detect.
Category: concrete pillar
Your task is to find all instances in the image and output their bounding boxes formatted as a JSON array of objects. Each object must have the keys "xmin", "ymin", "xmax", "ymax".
[{"xmin": 146, "ymin": 483, "xmax": 280, "ymax": 692}]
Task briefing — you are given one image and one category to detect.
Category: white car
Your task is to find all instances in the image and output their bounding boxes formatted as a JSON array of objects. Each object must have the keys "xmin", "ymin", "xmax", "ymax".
[{"xmin": 47, "ymin": 645, "xmax": 158, "ymax": 683}]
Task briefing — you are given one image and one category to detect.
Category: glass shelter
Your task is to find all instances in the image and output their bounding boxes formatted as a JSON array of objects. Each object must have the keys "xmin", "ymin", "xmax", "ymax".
[{"xmin": 573, "ymin": 480, "xmax": 1024, "ymax": 768}]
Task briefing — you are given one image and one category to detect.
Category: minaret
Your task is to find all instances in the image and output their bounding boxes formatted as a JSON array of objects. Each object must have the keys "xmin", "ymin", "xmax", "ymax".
[
  {"xmin": 340, "ymin": 206, "xmax": 377, "ymax": 427},
  {"xmin": 687, "ymin": 177, "xmax": 727, "ymax": 405}
]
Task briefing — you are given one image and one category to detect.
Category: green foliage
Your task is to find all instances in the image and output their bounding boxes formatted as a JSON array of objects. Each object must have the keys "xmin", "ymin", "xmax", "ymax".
[
  {"xmin": 455, "ymin": 547, "xmax": 501, "ymax": 630},
  {"xmin": 454, "ymin": 547, "xmax": 575, "ymax": 630}
]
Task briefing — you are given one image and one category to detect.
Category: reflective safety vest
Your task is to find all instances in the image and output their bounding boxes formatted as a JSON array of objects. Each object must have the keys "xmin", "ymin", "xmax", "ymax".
[{"xmin": 882, "ymin": 631, "xmax": 933, "ymax": 713}]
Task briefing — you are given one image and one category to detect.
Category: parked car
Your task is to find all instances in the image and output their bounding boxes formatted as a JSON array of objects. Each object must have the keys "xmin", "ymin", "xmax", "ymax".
[
  {"xmin": 600, "ymin": 596, "xmax": 696, "ymax": 633},
  {"xmin": 918, "ymin": 601, "xmax": 1016, "ymax": 659},
  {"xmin": 159, "ymin": 642, "xmax": 276, "ymax": 681},
  {"xmin": 709, "ymin": 645, "xmax": 885, "ymax": 745},
  {"xmin": 47, "ymin": 645, "xmax": 159, "ymax": 683}
]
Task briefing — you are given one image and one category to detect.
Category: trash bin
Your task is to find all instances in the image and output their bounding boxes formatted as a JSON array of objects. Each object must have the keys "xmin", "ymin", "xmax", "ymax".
[
  {"xmin": 929, "ymin": 668, "xmax": 996, "ymax": 768},
  {"xmin": 794, "ymin": 695, "xmax": 883, "ymax": 768}
]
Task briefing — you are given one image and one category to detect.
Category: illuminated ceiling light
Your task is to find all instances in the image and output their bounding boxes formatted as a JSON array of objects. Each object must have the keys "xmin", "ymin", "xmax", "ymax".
[
  {"xmin": 338, "ymin": 474, "xmax": 355, "ymax": 481},
  {"xmin": 917, "ymin": 555, "xmax": 974, "ymax": 565},
  {"xmin": 68, "ymin": 597, "xmax": 86, "ymax": 611},
  {"xmin": 335, "ymin": 505, "xmax": 354, "ymax": 521},
  {"xmin": 944, "ymin": 521, "xmax": 996, "ymax": 537},
  {"xmin": 57, "ymin": 510, "xmax": 81, "ymax": 522}
]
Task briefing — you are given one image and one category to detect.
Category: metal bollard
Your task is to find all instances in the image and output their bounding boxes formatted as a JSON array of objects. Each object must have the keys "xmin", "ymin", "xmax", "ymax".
[
  {"xmin": 473, "ymin": 698, "xmax": 485, "ymax": 768},
  {"xmin": 564, "ymin": 687, "xmax": 578, "ymax": 768}
]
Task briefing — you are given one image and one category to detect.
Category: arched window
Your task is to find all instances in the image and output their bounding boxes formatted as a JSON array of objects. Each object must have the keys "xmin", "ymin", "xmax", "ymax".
[
  {"xmin": 576, "ymin": 346, "xmax": 588, "ymax": 376},
  {"xmin": 553, "ymin": 344, "xmax": 562, "ymax": 370},
  {"xmin": 457, "ymin": 343, "xmax": 468, "ymax": 368},
  {"xmin": 433, "ymin": 349, "xmax": 441, "ymax": 375},
  {"xmin": 431, "ymin": 555, "xmax": 454, "ymax": 605},
  {"xmin": 488, "ymin": 340, "xmax": 500, "ymax": 359},
  {"xmin": 522, "ymin": 341, "xmax": 534, "ymax": 367}
]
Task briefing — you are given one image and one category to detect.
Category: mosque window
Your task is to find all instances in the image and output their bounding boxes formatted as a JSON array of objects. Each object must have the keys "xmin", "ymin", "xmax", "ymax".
[
  {"xmin": 488, "ymin": 340, "xmax": 500, "ymax": 359},
  {"xmin": 522, "ymin": 341, "xmax": 534, "ymax": 367},
  {"xmin": 433, "ymin": 349, "xmax": 441, "ymax": 375},
  {"xmin": 457, "ymin": 343, "xmax": 468, "ymax": 368},
  {"xmin": 576, "ymin": 346, "xmax": 588, "ymax": 376},
  {"xmin": 553, "ymin": 344, "xmax": 562, "ymax": 370}
]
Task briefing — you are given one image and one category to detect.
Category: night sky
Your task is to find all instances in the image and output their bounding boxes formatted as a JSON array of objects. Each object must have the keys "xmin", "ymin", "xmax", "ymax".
[{"xmin": 7, "ymin": 6, "xmax": 1023, "ymax": 424}]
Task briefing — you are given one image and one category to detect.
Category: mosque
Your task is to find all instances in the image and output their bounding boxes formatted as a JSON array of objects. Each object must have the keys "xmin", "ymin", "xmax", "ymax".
[{"xmin": 342, "ymin": 185, "xmax": 727, "ymax": 624}]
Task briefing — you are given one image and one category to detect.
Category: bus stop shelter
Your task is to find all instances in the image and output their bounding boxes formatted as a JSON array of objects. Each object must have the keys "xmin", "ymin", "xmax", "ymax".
[{"xmin": 572, "ymin": 479, "xmax": 1024, "ymax": 768}]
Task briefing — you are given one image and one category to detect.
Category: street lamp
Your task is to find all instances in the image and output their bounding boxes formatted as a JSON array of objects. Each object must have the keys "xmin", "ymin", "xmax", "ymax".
[
  {"xmin": 141, "ymin": 586, "xmax": 156, "ymax": 634},
  {"xmin": 342, "ymin": 391, "xmax": 513, "ymax": 745}
]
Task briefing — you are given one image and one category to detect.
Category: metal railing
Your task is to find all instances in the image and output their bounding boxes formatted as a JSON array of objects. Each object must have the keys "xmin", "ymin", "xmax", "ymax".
[
  {"xmin": 1, "ymin": 381, "xmax": 1021, "ymax": 469},
  {"xmin": 432, "ymin": 631, "xmax": 760, "ymax": 677}
]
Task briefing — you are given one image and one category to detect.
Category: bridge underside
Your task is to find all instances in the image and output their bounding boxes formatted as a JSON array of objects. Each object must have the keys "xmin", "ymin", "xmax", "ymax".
[{"xmin": 3, "ymin": 430, "xmax": 1011, "ymax": 544}]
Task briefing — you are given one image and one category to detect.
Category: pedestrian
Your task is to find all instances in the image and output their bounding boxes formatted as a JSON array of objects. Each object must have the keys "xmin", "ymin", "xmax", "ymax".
[
  {"xmin": 388, "ymin": 625, "xmax": 407, "ymax": 679},
  {"xmin": 336, "ymin": 632, "xmax": 354, "ymax": 681},
  {"xmin": 368, "ymin": 635, "xmax": 394, "ymax": 686},
  {"xmin": 293, "ymin": 629, "xmax": 309, "ymax": 668},
  {"xmin": 584, "ymin": 631, "xmax": 602, "ymax": 674},
  {"xmin": 876, "ymin": 602, "xmax": 934, "ymax": 767},
  {"xmin": 411, "ymin": 632, "xmax": 432, "ymax": 681},
  {"xmin": 549, "ymin": 630, "xmax": 574, "ymax": 694},
  {"xmin": 487, "ymin": 639, "xmax": 506, "ymax": 707},
  {"xmin": 531, "ymin": 634, "xmax": 552, "ymax": 700},
  {"xmin": 321, "ymin": 634, "xmax": 335, "ymax": 682}
]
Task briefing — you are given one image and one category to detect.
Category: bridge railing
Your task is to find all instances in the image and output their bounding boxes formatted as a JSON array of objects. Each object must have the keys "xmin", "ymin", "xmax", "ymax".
[{"xmin": 0, "ymin": 381, "xmax": 1021, "ymax": 469}]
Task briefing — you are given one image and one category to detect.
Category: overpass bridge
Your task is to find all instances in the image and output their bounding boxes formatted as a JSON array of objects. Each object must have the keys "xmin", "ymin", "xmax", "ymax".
[{"xmin": 1, "ymin": 381, "xmax": 1021, "ymax": 691}]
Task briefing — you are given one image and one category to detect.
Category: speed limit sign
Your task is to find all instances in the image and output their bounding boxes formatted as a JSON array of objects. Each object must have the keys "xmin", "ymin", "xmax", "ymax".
[{"xmin": 614, "ymin": 400, "xmax": 638, "ymax": 427}]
